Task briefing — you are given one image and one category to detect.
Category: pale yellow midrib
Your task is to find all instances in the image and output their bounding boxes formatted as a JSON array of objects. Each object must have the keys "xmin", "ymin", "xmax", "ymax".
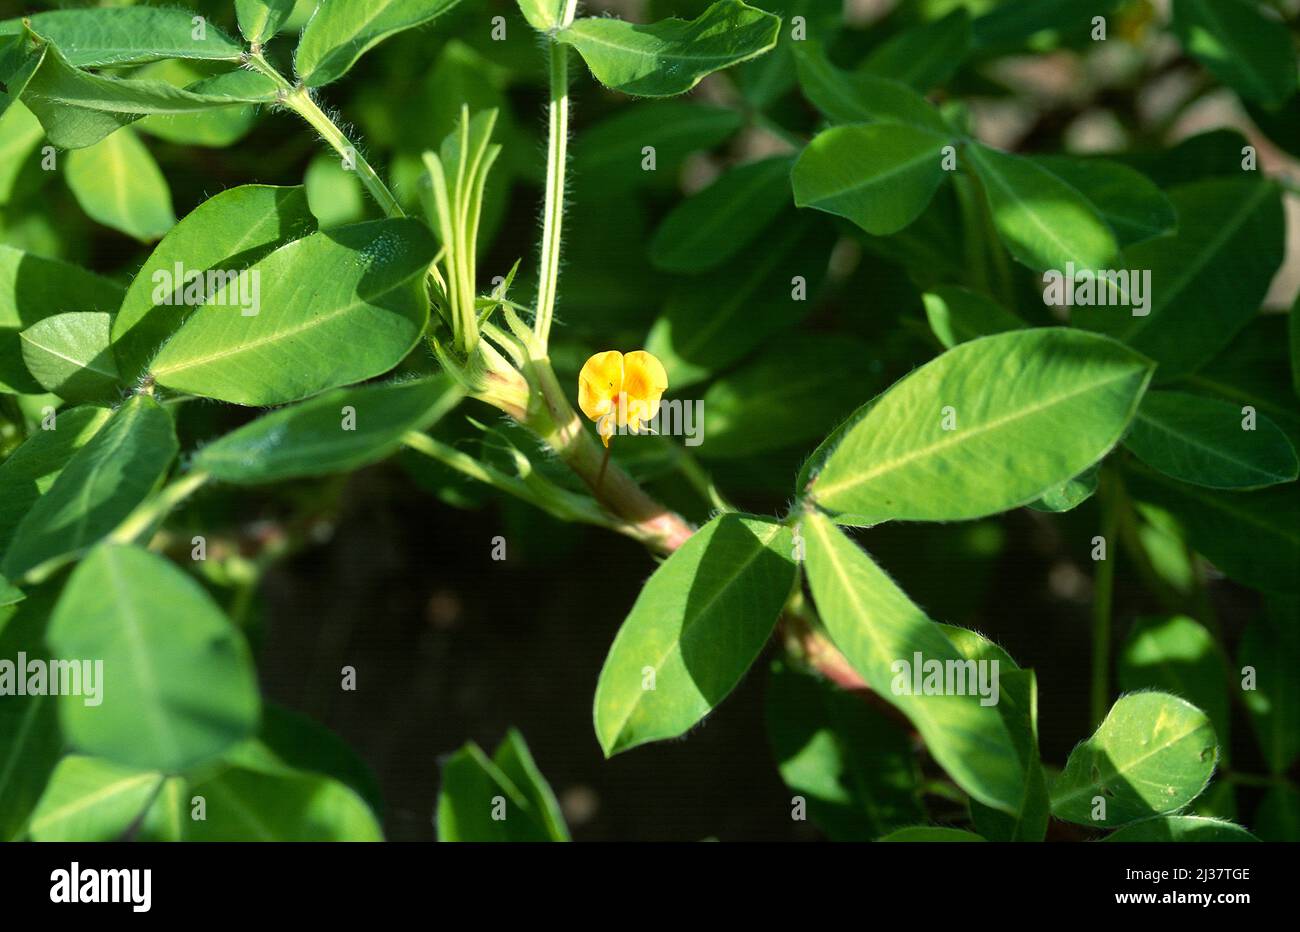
[{"xmin": 816, "ymin": 367, "xmax": 1138, "ymax": 500}]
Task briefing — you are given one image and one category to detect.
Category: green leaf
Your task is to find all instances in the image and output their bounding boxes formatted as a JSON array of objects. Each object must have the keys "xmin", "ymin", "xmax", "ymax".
[
  {"xmin": 878, "ymin": 826, "xmax": 985, "ymax": 841},
  {"xmin": 1027, "ymin": 466, "xmax": 1098, "ymax": 513},
  {"xmin": 149, "ymin": 219, "xmax": 436, "ymax": 406},
  {"xmin": 237, "ymin": 0, "xmax": 296, "ymax": 45},
  {"xmin": 65, "ymin": 129, "xmax": 174, "ymax": 241},
  {"xmin": 111, "ymin": 185, "xmax": 317, "ymax": 382},
  {"xmin": 766, "ymin": 660, "xmax": 923, "ymax": 840},
  {"xmin": 195, "ymin": 376, "xmax": 462, "ymax": 483},
  {"xmin": 5, "ymin": 8, "xmax": 244, "ymax": 68},
  {"xmin": 0, "ymin": 31, "xmax": 44, "ymax": 120},
  {"xmin": 1103, "ymin": 815, "xmax": 1257, "ymax": 842},
  {"xmin": 593, "ymin": 514, "xmax": 796, "ymax": 756},
  {"xmin": 1118, "ymin": 615, "xmax": 1230, "ymax": 758},
  {"xmin": 1074, "ymin": 179, "xmax": 1284, "ymax": 382},
  {"xmin": 793, "ymin": 122, "xmax": 951, "ymax": 236},
  {"xmin": 1124, "ymin": 390, "xmax": 1298, "ymax": 489},
  {"xmin": 1, "ymin": 246, "xmax": 125, "ymax": 395},
  {"xmin": 791, "ymin": 41, "xmax": 950, "ymax": 133},
  {"xmin": 650, "ymin": 156, "xmax": 793, "ymax": 273},
  {"xmin": 971, "ymin": 0, "xmax": 1123, "ymax": 51},
  {"xmin": 436, "ymin": 741, "xmax": 555, "ymax": 842},
  {"xmin": 959, "ymin": 650, "xmax": 1050, "ymax": 842},
  {"xmin": 698, "ymin": 333, "xmax": 882, "ymax": 459},
  {"xmin": 1, "ymin": 396, "xmax": 177, "ymax": 579},
  {"xmin": 0, "ymin": 103, "xmax": 44, "ymax": 206},
  {"xmin": 860, "ymin": 8, "xmax": 971, "ymax": 91},
  {"xmin": 922, "ymin": 285, "xmax": 1025, "ymax": 349},
  {"xmin": 133, "ymin": 60, "xmax": 261, "ymax": 148},
  {"xmin": 1031, "ymin": 156, "xmax": 1177, "ymax": 247},
  {"xmin": 0, "ymin": 575, "xmax": 21, "ymax": 606},
  {"xmin": 228, "ymin": 704, "xmax": 384, "ymax": 815},
  {"xmin": 734, "ymin": 0, "xmax": 841, "ymax": 110},
  {"xmin": 1171, "ymin": 0, "xmax": 1297, "ymax": 108},
  {"xmin": 558, "ymin": 0, "xmax": 780, "ymax": 98},
  {"xmin": 0, "ymin": 406, "xmax": 112, "ymax": 555},
  {"xmin": 1051, "ymin": 692, "xmax": 1218, "ymax": 827},
  {"xmin": 305, "ymin": 153, "xmax": 368, "ymax": 229},
  {"xmin": 47, "ymin": 544, "xmax": 260, "ymax": 773},
  {"xmin": 645, "ymin": 215, "xmax": 832, "ymax": 388},
  {"xmin": 967, "ymin": 143, "xmax": 1118, "ymax": 273},
  {"xmin": 571, "ymin": 100, "xmax": 744, "ymax": 191},
  {"xmin": 1239, "ymin": 605, "xmax": 1300, "ymax": 774},
  {"xmin": 800, "ymin": 512, "xmax": 1025, "ymax": 813},
  {"xmin": 20, "ymin": 312, "xmax": 122, "ymax": 403},
  {"xmin": 187, "ymin": 765, "xmax": 382, "ymax": 841},
  {"xmin": 491, "ymin": 729, "xmax": 570, "ymax": 842},
  {"xmin": 21, "ymin": 43, "xmax": 279, "ymax": 149},
  {"xmin": 1124, "ymin": 464, "xmax": 1300, "ymax": 594},
  {"xmin": 28, "ymin": 755, "xmax": 181, "ymax": 842},
  {"xmin": 1183, "ymin": 315, "xmax": 1300, "ymax": 451},
  {"xmin": 295, "ymin": 0, "xmax": 464, "ymax": 87},
  {"xmin": 0, "ymin": 585, "xmax": 62, "ymax": 840},
  {"xmin": 810, "ymin": 329, "xmax": 1153, "ymax": 525},
  {"xmin": 516, "ymin": 0, "xmax": 566, "ymax": 32}
]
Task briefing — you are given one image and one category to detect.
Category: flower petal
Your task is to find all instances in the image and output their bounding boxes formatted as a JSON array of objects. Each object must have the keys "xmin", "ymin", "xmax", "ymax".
[
  {"xmin": 578, "ymin": 351, "xmax": 624, "ymax": 422},
  {"xmin": 623, "ymin": 350, "xmax": 668, "ymax": 424}
]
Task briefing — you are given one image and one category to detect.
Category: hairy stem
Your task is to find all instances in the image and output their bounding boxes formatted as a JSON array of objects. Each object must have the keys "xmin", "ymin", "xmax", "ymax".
[
  {"xmin": 247, "ymin": 53, "xmax": 405, "ymax": 220},
  {"xmin": 533, "ymin": 1, "xmax": 580, "ymax": 346}
]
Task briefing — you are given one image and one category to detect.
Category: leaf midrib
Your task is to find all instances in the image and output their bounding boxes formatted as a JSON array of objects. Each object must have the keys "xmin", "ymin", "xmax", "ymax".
[
  {"xmin": 815, "ymin": 363, "xmax": 1142, "ymax": 501},
  {"xmin": 1133, "ymin": 405, "xmax": 1291, "ymax": 482},
  {"xmin": 602, "ymin": 519, "xmax": 783, "ymax": 746}
]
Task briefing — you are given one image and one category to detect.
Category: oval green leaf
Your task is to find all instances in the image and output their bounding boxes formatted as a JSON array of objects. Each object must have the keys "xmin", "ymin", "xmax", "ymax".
[
  {"xmin": 593, "ymin": 513, "xmax": 796, "ymax": 756},
  {"xmin": 967, "ymin": 142, "xmax": 1118, "ymax": 273},
  {"xmin": 558, "ymin": 0, "xmax": 780, "ymax": 98},
  {"xmin": 801, "ymin": 511, "xmax": 1025, "ymax": 813},
  {"xmin": 793, "ymin": 122, "xmax": 951, "ymax": 236},
  {"xmin": 65, "ymin": 128, "xmax": 174, "ymax": 241},
  {"xmin": 195, "ymin": 376, "xmax": 462, "ymax": 483},
  {"xmin": 111, "ymin": 184, "xmax": 317, "ymax": 382},
  {"xmin": 1050, "ymin": 691, "xmax": 1218, "ymax": 827},
  {"xmin": 149, "ymin": 219, "xmax": 436, "ymax": 405},
  {"xmin": 1, "ymin": 246, "xmax": 125, "ymax": 395},
  {"xmin": 19, "ymin": 311, "xmax": 121, "ymax": 403},
  {"xmin": 1125, "ymin": 390, "xmax": 1298, "ymax": 489},
  {"xmin": 2, "ymin": 395, "xmax": 177, "ymax": 579},
  {"xmin": 811, "ymin": 329, "xmax": 1154, "ymax": 525},
  {"xmin": 47, "ymin": 543, "xmax": 260, "ymax": 773},
  {"xmin": 295, "ymin": 0, "xmax": 464, "ymax": 88}
]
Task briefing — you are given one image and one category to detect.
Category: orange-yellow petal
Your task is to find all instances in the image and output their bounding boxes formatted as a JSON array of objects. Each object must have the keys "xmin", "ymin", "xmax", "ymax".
[
  {"xmin": 578, "ymin": 351, "xmax": 624, "ymax": 423},
  {"xmin": 622, "ymin": 350, "xmax": 668, "ymax": 430}
]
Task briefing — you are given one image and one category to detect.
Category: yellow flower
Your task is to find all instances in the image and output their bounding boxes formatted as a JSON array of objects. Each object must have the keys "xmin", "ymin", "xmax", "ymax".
[{"xmin": 578, "ymin": 350, "xmax": 669, "ymax": 447}]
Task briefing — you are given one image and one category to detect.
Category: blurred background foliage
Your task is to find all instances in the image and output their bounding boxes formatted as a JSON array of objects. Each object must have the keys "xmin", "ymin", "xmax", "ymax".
[{"xmin": 1, "ymin": 0, "xmax": 1298, "ymax": 840}]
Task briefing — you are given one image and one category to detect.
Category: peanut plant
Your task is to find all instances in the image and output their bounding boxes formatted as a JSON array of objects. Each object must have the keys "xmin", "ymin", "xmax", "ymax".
[{"xmin": 0, "ymin": 0, "xmax": 1298, "ymax": 843}]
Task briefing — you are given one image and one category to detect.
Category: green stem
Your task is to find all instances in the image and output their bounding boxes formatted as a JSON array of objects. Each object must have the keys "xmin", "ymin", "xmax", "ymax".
[
  {"xmin": 533, "ymin": 2, "xmax": 580, "ymax": 346},
  {"xmin": 400, "ymin": 429, "xmax": 627, "ymax": 536},
  {"xmin": 247, "ymin": 53, "xmax": 404, "ymax": 219},
  {"xmin": 109, "ymin": 470, "xmax": 211, "ymax": 547},
  {"xmin": 1091, "ymin": 468, "xmax": 1120, "ymax": 727}
]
